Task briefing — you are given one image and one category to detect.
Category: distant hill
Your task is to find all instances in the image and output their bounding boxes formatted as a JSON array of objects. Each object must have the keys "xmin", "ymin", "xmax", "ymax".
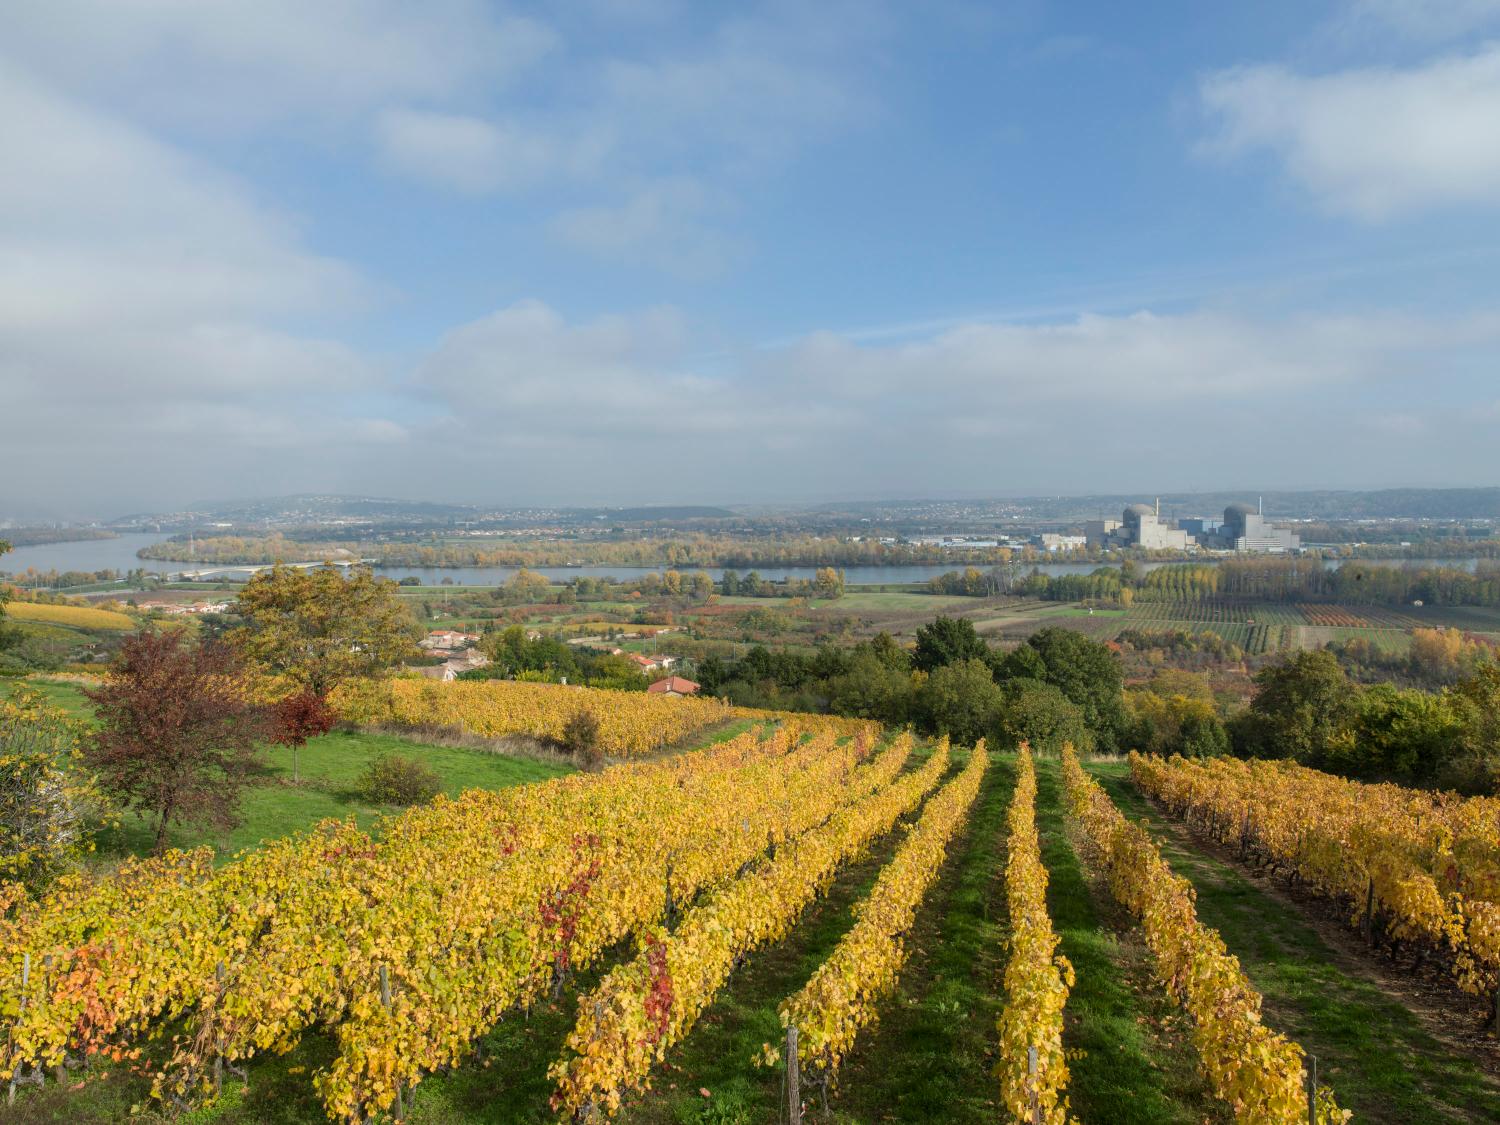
[
  {"xmin": 818, "ymin": 488, "xmax": 1500, "ymax": 522},
  {"xmin": 589, "ymin": 506, "xmax": 738, "ymax": 522}
]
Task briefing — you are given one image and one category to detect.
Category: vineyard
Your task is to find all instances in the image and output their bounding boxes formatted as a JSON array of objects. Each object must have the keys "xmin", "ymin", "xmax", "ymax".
[
  {"xmin": 332, "ymin": 677, "xmax": 875, "ymax": 759},
  {"xmin": 1014, "ymin": 597, "xmax": 1477, "ymax": 656},
  {"xmin": 1131, "ymin": 753, "xmax": 1500, "ymax": 1032},
  {"xmin": 4, "ymin": 701, "xmax": 1500, "ymax": 1122},
  {"xmin": 0, "ymin": 602, "xmax": 136, "ymax": 631}
]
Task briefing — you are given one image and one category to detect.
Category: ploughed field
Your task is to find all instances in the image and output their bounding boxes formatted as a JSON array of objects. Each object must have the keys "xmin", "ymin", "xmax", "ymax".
[{"xmin": 4, "ymin": 681, "xmax": 1500, "ymax": 1123}]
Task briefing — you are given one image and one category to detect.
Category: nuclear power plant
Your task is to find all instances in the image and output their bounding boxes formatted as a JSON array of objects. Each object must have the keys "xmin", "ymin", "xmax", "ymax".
[{"xmin": 1085, "ymin": 498, "xmax": 1299, "ymax": 553}]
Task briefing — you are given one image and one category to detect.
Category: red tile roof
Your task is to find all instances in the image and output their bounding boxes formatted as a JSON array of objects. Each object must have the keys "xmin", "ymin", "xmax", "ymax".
[{"xmin": 647, "ymin": 676, "xmax": 700, "ymax": 695}]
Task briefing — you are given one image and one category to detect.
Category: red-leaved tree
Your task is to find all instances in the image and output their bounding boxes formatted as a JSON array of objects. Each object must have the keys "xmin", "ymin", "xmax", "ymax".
[
  {"xmin": 268, "ymin": 689, "xmax": 337, "ymax": 784},
  {"xmin": 84, "ymin": 630, "xmax": 265, "ymax": 854}
]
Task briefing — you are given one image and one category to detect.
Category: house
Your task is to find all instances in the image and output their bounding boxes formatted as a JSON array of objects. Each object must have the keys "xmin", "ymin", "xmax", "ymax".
[
  {"xmin": 420, "ymin": 629, "xmax": 480, "ymax": 652},
  {"xmin": 443, "ymin": 648, "xmax": 490, "ymax": 676},
  {"xmin": 647, "ymin": 676, "xmax": 700, "ymax": 697},
  {"xmin": 412, "ymin": 664, "xmax": 456, "ymax": 682},
  {"xmin": 624, "ymin": 652, "xmax": 678, "ymax": 674}
]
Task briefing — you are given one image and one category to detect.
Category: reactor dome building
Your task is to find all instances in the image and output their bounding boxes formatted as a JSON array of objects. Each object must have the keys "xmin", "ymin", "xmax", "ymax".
[{"xmin": 1085, "ymin": 498, "xmax": 1299, "ymax": 553}]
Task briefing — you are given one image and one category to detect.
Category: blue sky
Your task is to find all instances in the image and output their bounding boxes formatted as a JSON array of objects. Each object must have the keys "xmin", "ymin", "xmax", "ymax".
[{"xmin": 4, "ymin": 1, "xmax": 1500, "ymax": 517}]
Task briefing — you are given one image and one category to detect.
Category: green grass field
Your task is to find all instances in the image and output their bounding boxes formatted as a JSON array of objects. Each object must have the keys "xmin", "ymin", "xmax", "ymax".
[
  {"xmin": 0, "ymin": 676, "xmax": 98, "ymax": 720},
  {"xmin": 94, "ymin": 729, "xmax": 572, "ymax": 861},
  {"xmin": 2, "ymin": 676, "xmax": 573, "ymax": 863}
]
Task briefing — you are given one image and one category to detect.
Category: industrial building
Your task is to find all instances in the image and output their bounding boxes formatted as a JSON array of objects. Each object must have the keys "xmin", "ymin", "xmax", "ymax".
[
  {"xmin": 1201, "ymin": 501, "xmax": 1300, "ymax": 552},
  {"xmin": 1085, "ymin": 499, "xmax": 1300, "ymax": 553},
  {"xmin": 1085, "ymin": 501, "xmax": 1192, "ymax": 550}
]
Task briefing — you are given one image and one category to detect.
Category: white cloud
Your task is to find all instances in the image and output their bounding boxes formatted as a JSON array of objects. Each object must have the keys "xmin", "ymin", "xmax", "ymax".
[
  {"xmin": 1201, "ymin": 45, "xmax": 1500, "ymax": 219},
  {"xmin": 0, "ymin": 1, "xmax": 554, "ymax": 128},
  {"xmin": 375, "ymin": 109, "xmax": 610, "ymax": 194},
  {"xmin": 393, "ymin": 299, "xmax": 1500, "ymax": 504},
  {"xmin": 1338, "ymin": 0, "xmax": 1500, "ymax": 42},
  {"xmin": 0, "ymin": 67, "xmax": 397, "ymax": 503},
  {"xmin": 551, "ymin": 180, "xmax": 746, "ymax": 278},
  {"xmin": 372, "ymin": 6, "xmax": 879, "ymax": 271}
]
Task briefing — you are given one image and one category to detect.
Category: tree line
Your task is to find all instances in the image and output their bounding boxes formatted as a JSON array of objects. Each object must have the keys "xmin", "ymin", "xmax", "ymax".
[{"xmin": 928, "ymin": 557, "xmax": 1500, "ymax": 608}]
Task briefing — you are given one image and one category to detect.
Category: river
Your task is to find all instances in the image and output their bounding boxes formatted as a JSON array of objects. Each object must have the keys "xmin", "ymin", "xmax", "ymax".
[{"xmin": 1, "ymin": 534, "xmax": 1494, "ymax": 588}]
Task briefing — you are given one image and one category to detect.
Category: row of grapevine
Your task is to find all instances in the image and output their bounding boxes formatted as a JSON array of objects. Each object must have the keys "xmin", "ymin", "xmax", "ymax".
[
  {"xmin": 1, "ymin": 723, "xmax": 885, "ymax": 1117},
  {"xmin": 995, "ymin": 746, "xmax": 1072, "ymax": 1124},
  {"xmin": 311, "ymin": 726, "xmax": 915, "ymax": 1120},
  {"xmin": 1061, "ymin": 748, "xmax": 1347, "ymax": 1124},
  {"xmin": 331, "ymin": 676, "xmax": 879, "ymax": 758},
  {"xmin": 331, "ymin": 677, "xmax": 736, "ymax": 756},
  {"xmin": 548, "ymin": 739, "xmax": 954, "ymax": 1119},
  {"xmin": 1130, "ymin": 752, "xmax": 1500, "ymax": 1026},
  {"xmin": 777, "ymin": 741, "xmax": 988, "ymax": 1087}
]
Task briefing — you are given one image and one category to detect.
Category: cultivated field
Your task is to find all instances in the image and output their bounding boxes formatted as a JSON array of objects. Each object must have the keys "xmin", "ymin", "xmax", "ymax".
[{"xmin": 5, "ymin": 685, "xmax": 1499, "ymax": 1124}]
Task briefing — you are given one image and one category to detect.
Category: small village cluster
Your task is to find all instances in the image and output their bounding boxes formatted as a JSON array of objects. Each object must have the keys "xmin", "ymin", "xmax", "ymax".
[{"xmin": 410, "ymin": 628, "xmax": 699, "ymax": 694}]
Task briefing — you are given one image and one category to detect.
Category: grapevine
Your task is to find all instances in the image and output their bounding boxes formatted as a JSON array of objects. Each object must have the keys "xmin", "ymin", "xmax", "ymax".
[
  {"xmin": 777, "ymin": 741, "xmax": 987, "ymax": 1091},
  {"xmin": 1062, "ymin": 748, "xmax": 1347, "ymax": 1124},
  {"xmin": 995, "ymin": 745, "xmax": 1073, "ymax": 1124}
]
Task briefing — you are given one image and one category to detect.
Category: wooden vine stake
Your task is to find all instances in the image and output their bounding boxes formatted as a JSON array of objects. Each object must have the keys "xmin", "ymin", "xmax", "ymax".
[
  {"xmin": 8, "ymin": 952, "xmax": 45, "ymax": 1104},
  {"xmin": 1362, "ymin": 877, "xmax": 1376, "ymax": 945},
  {"xmin": 1028, "ymin": 1045, "xmax": 1042, "ymax": 1125},
  {"xmin": 380, "ymin": 965, "xmax": 405, "ymax": 1121},
  {"xmin": 1305, "ymin": 1054, "xmax": 1318, "ymax": 1125},
  {"xmin": 786, "ymin": 1024, "xmax": 801, "ymax": 1125}
]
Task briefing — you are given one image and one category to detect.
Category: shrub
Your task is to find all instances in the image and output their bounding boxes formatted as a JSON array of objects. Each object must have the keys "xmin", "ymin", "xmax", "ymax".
[
  {"xmin": 562, "ymin": 708, "xmax": 603, "ymax": 768},
  {"xmin": 357, "ymin": 753, "xmax": 441, "ymax": 806}
]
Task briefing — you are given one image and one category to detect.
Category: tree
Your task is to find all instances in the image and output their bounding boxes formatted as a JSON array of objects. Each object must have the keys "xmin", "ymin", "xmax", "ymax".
[
  {"xmin": 991, "ymin": 643, "xmax": 1047, "ymax": 683},
  {"xmin": 827, "ymin": 649, "xmax": 915, "ymax": 726},
  {"xmin": 84, "ymin": 631, "xmax": 265, "ymax": 854},
  {"xmin": 997, "ymin": 678, "xmax": 1093, "ymax": 755},
  {"xmin": 689, "ymin": 571, "xmax": 716, "ymax": 600},
  {"xmin": 920, "ymin": 658, "xmax": 1004, "ymax": 746},
  {"xmin": 913, "ymin": 616, "xmax": 988, "ymax": 673},
  {"xmin": 1446, "ymin": 664, "xmax": 1500, "ymax": 793},
  {"xmin": 231, "ymin": 565, "xmax": 420, "ymax": 697},
  {"xmin": 1335, "ymin": 684, "xmax": 1462, "ymax": 784},
  {"xmin": 1024, "ymin": 628, "xmax": 1128, "ymax": 751},
  {"xmin": 868, "ymin": 631, "xmax": 911, "ymax": 672},
  {"xmin": 1231, "ymin": 650, "xmax": 1359, "ymax": 765},
  {"xmin": 1125, "ymin": 689, "xmax": 1227, "ymax": 758},
  {"xmin": 813, "ymin": 567, "xmax": 845, "ymax": 599},
  {"xmin": 267, "ymin": 689, "xmax": 337, "ymax": 784},
  {"xmin": 0, "ymin": 540, "xmax": 17, "ymax": 655},
  {"xmin": 505, "ymin": 568, "xmax": 552, "ymax": 604},
  {"xmin": 1, "ymin": 691, "xmax": 108, "ymax": 892}
]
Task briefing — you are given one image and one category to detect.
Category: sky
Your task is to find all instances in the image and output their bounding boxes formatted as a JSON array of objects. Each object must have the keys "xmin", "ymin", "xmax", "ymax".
[{"xmin": 5, "ymin": 0, "xmax": 1500, "ymax": 519}]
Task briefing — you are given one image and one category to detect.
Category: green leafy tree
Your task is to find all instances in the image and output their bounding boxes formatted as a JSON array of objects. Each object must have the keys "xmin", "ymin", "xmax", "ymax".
[
  {"xmin": 827, "ymin": 649, "xmax": 916, "ymax": 726},
  {"xmin": 868, "ymin": 631, "xmax": 911, "ymax": 672},
  {"xmin": 913, "ymin": 615, "xmax": 988, "ymax": 673},
  {"xmin": 1, "ymin": 691, "xmax": 109, "ymax": 892},
  {"xmin": 920, "ymin": 657, "xmax": 1003, "ymax": 746},
  {"xmin": 1024, "ymin": 627, "xmax": 1128, "ymax": 751},
  {"xmin": 230, "ymin": 565, "xmax": 420, "ymax": 697},
  {"xmin": 1125, "ymin": 688, "xmax": 1228, "ymax": 758},
  {"xmin": 1445, "ymin": 664, "xmax": 1500, "ymax": 793},
  {"xmin": 991, "ymin": 642, "xmax": 1047, "ymax": 683},
  {"xmin": 1334, "ymin": 684, "xmax": 1463, "ymax": 784},
  {"xmin": 1231, "ymin": 650, "xmax": 1360, "ymax": 765},
  {"xmin": 997, "ymin": 679, "xmax": 1093, "ymax": 755},
  {"xmin": 0, "ymin": 539, "xmax": 17, "ymax": 654}
]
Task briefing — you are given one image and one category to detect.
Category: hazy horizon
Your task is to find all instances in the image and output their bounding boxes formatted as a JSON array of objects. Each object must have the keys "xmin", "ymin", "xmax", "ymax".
[{"xmin": 6, "ymin": 2, "xmax": 1500, "ymax": 514}]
